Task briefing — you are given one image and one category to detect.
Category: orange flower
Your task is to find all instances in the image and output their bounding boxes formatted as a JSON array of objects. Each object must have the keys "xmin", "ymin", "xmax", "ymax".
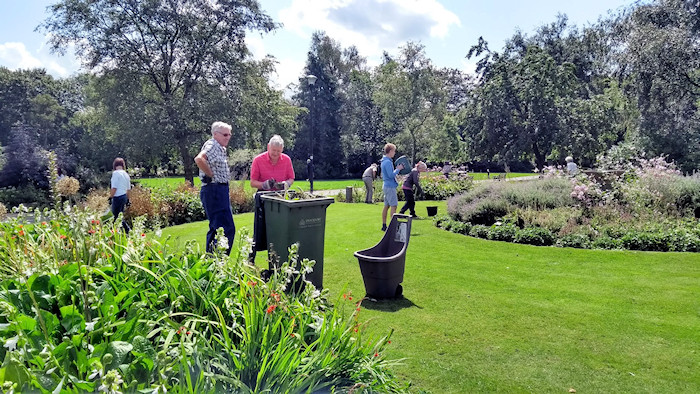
[{"xmin": 266, "ymin": 305, "xmax": 277, "ymax": 314}]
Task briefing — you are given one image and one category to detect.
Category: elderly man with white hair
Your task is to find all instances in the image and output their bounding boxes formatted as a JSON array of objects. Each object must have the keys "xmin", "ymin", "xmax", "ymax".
[
  {"xmin": 194, "ymin": 121, "xmax": 236, "ymax": 254},
  {"xmin": 249, "ymin": 134, "xmax": 296, "ymax": 263}
]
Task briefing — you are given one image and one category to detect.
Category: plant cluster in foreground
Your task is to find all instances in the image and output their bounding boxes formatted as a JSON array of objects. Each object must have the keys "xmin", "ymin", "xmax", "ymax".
[{"xmin": 0, "ymin": 204, "xmax": 405, "ymax": 393}]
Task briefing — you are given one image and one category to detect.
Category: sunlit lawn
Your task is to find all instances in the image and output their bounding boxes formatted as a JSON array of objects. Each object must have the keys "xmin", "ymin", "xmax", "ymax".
[
  {"xmin": 160, "ymin": 200, "xmax": 700, "ymax": 393},
  {"xmin": 135, "ymin": 172, "xmax": 536, "ymax": 192}
]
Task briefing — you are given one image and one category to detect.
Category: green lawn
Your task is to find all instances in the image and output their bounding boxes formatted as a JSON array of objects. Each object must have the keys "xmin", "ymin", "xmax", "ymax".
[
  {"xmin": 160, "ymin": 200, "xmax": 700, "ymax": 393},
  {"xmin": 134, "ymin": 177, "xmax": 363, "ymax": 192},
  {"xmin": 134, "ymin": 172, "xmax": 536, "ymax": 192}
]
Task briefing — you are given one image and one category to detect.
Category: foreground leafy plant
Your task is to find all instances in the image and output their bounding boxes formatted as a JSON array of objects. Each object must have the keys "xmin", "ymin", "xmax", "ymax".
[{"xmin": 0, "ymin": 205, "xmax": 405, "ymax": 393}]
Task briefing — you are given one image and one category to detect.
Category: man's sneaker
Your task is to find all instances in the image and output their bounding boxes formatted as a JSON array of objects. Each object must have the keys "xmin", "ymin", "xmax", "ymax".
[{"xmin": 381, "ymin": 224, "xmax": 387, "ymax": 231}]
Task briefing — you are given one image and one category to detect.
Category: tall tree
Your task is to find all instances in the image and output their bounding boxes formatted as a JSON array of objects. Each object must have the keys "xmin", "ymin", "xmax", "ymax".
[
  {"xmin": 611, "ymin": 0, "xmax": 700, "ymax": 171},
  {"xmin": 340, "ymin": 69, "xmax": 385, "ymax": 173},
  {"xmin": 294, "ymin": 32, "xmax": 346, "ymax": 179},
  {"xmin": 41, "ymin": 0, "xmax": 277, "ymax": 183},
  {"xmin": 374, "ymin": 42, "xmax": 446, "ymax": 164}
]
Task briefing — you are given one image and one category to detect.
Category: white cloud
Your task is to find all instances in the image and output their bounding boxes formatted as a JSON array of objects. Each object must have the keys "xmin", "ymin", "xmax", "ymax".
[
  {"xmin": 0, "ymin": 42, "xmax": 44, "ymax": 69},
  {"xmin": 0, "ymin": 40, "xmax": 79, "ymax": 77},
  {"xmin": 278, "ymin": 0, "xmax": 460, "ymax": 61}
]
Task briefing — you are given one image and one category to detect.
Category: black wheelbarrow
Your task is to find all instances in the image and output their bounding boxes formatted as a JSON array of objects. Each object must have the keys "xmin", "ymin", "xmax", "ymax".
[{"xmin": 354, "ymin": 214, "xmax": 412, "ymax": 299}]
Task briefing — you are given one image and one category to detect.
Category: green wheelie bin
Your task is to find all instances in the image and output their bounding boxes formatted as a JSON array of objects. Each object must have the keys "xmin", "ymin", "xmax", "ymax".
[{"xmin": 260, "ymin": 192, "xmax": 334, "ymax": 289}]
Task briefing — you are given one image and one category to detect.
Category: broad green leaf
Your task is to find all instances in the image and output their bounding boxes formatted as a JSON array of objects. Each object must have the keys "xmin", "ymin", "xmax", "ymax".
[
  {"xmin": 29, "ymin": 274, "xmax": 52, "ymax": 293},
  {"xmin": 0, "ymin": 355, "xmax": 30, "ymax": 388},
  {"xmin": 39, "ymin": 310, "xmax": 60, "ymax": 335},
  {"xmin": 105, "ymin": 341, "xmax": 133, "ymax": 368},
  {"xmin": 15, "ymin": 314, "xmax": 37, "ymax": 331},
  {"xmin": 59, "ymin": 305, "xmax": 84, "ymax": 334}
]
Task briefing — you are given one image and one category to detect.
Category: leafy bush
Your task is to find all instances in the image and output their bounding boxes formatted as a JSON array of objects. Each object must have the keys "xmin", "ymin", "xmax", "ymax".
[
  {"xmin": 0, "ymin": 202, "xmax": 6, "ymax": 219},
  {"xmin": 450, "ymin": 197, "xmax": 510, "ymax": 225},
  {"xmin": 228, "ymin": 182, "xmax": 255, "ymax": 213},
  {"xmin": 420, "ymin": 173, "xmax": 473, "ymax": 200},
  {"xmin": 0, "ymin": 184, "xmax": 50, "ymax": 208},
  {"xmin": 621, "ymin": 231, "xmax": 668, "ymax": 251},
  {"xmin": 0, "ymin": 207, "xmax": 405, "ymax": 393},
  {"xmin": 124, "ymin": 185, "xmax": 159, "ymax": 227},
  {"xmin": 506, "ymin": 207, "xmax": 581, "ymax": 234},
  {"xmin": 469, "ymin": 224, "xmax": 490, "ymax": 239},
  {"xmin": 446, "ymin": 219, "xmax": 472, "ymax": 235},
  {"xmin": 487, "ymin": 223, "xmax": 518, "ymax": 242},
  {"xmin": 228, "ymin": 148, "xmax": 258, "ymax": 180},
  {"xmin": 591, "ymin": 236, "xmax": 623, "ymax": 250},
  {"xmin": 514, "ymin": 227, "xmax": 555, "ymax": 246},
  {"xmin": 556, "ymin": 233, "xmax": 592, "ymax": 249},
  {"xmin": 675, "ymin": 175, "xmax": 700, "ymax": 216},
  {"xmin": 500, "ymin": 177, "xmax": 572, "ymax": 210},
  {"xmin": 157, "ymin": 185, "xmax": 206, "ymax": 225}
]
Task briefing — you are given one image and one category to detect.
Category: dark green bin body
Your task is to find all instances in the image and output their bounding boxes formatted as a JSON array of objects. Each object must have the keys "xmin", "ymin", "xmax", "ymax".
[{"xmin": 260, "ymin": 194, "xmax": 334, "ymax": 289}]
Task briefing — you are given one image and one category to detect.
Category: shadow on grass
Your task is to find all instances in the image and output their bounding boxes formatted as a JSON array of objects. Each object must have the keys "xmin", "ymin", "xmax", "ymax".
[{"xmin": 360, "ymin": 296, "xmax": 422, "ymax": 312}]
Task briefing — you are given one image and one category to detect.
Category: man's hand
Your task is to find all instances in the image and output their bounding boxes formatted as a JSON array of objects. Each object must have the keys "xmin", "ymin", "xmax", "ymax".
[
  {"xmin": 262, "ymin": 178, "xmax": 276, "ymax": 190},
  {"xmin": 202, "ymin": 175, "xmax": 213, "ymax": 184},
  {"xmin": 108, "ymin": 197, "xmax": 113, "ymax": 204},
  {"xmin": 397, "ymin": 163, "xmax": 405, "ymax": 171}
]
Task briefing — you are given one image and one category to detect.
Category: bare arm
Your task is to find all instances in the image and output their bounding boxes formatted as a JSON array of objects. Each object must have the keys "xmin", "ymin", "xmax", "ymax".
[
  {"xmin": 194, "ymin": 152, "xmax": 213, "ymax": 178},
  {"xmin": 250, "ymin": 179, "xmax": 265, "ymax": 189}
]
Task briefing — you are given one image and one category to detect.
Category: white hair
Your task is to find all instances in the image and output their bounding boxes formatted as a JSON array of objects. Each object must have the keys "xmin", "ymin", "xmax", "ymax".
[
  {"xmin": 211, "ymin": 121, "xmax": 232, "ymax": 135},
  {"xmin": 268, "ymin": 134, "xmax": 284, "ymax": 148},
  {"xmin": 565, "ymin": 156, "xmax": 574, "ymax": 163}
]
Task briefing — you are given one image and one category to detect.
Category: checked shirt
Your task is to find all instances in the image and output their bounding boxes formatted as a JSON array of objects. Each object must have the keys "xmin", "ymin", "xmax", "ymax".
[{"xmin": 198, "ymin": 139, "xmax": 230, "ymax": 184}]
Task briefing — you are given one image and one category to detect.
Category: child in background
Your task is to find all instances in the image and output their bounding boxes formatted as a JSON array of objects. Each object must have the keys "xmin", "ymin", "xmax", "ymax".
[{"xmin": 399, "ymin": 161, "xmax": 428, "ymax": 218}]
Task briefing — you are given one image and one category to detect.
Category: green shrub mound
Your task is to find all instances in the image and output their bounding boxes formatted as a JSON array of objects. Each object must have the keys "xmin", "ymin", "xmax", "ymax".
[
  {"xmin": 0, "ymin": 205, "xmax": 405, "ymax": 393},
  {"xmin": 439, "ymin": 161, "xmax": 700, "ymax": 252}
]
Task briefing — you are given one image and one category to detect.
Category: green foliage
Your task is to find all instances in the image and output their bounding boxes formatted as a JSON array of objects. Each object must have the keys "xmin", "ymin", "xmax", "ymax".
[
  {"xmin": 514, "ymin": 226, "xmax": 555, "ymax": 246},
  {"xmin": 499, "ymin": 177, "xmax": 572, "ymax": 209},
  {"xmin": 590, "ymin": 235, "xmax": 623, "ymax": 250},
  {"xmin": 556, "ymin": 233, "xmax": 592, "ymax": 249},
  {"xmin": 487, "ymin": 223, "xmax": 518, "ymax": 242},
  {"xmin": 0, "ymin": 206, "xmax": 404, "ymax": 393},
  {"xmin": 468, "ymin": 224, "xmax": 490, "ymax": 238},
  {"xmin": 420, "ymin": 173, "xmax": 474, "ymax": 200},
  {"xmin": 0, "ymin": 184, "xmax": 50, "ymax": 208}
]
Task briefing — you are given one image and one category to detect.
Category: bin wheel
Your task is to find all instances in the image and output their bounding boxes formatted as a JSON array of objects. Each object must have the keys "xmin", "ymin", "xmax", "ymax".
[{"xmin": 395, "ymin": 284, "xmax": 403, "ymax": 298}]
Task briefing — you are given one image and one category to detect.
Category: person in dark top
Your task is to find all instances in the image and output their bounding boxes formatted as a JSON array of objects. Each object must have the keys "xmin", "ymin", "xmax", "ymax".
[{"xmin": 399, "ymin": 161, "xmax": 427, "ymax": 217}]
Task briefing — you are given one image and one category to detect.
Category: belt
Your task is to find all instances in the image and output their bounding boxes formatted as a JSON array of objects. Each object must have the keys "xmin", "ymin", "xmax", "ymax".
[{"xmin": 206, "ymin": 182, "xmax": 229, "ymax": 186}]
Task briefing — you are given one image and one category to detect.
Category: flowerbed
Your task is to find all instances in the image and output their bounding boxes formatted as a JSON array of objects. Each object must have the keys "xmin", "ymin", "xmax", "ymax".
[
  {"xmin": 439, "ymin": 157, "xmax": 700, "ymax": 252},
  {"xmin": 0, "ymin": 205, "xmax": 404, "ymax": 393}
]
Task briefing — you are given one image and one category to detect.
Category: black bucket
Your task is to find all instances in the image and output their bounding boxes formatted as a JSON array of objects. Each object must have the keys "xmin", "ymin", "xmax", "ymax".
[{"xmin": 426, "ymin": 206, "xmax": 438, "ymax": 217}]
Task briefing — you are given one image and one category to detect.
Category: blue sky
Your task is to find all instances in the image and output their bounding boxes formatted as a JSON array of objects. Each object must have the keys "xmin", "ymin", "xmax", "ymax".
[{"xmin": 1, "ymin": 0, "xmax": 633, "ymax": 91}]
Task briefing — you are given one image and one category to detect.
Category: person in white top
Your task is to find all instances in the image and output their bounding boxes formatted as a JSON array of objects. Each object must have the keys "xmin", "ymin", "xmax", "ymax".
[{"xmin": 109, "ymin": 157, "xmax": 132, "ymax": 232}]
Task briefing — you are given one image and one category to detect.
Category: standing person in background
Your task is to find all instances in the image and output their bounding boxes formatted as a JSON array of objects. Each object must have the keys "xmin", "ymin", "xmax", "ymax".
[
  {"xmin": 380, "ymin": 143, "xmax": 404, "ymax": 232},
  {"xmin": 400, "ymin": 161, "xmax": 427, "ymax": 217},
  {"xmin": 109, "ymin": 157, "xmax": 132, "ymax": 233},
  {"xmin": 362, "ymin": 163, "xmax": 378, "ymax": 204},
  {"xmin": 249, "ymin": 135, "xmax": 296, "ymax": 262},
  {"xmin": 442, "ymin": 161, "xmax": 452, "ymax": 179},
  {"xmin": 566, "ymin": 156, "xmax": 579, "ymax": 176},
  {"xmin": 194, "ymin": 121, "xmax": 236, "ymax": 254}
]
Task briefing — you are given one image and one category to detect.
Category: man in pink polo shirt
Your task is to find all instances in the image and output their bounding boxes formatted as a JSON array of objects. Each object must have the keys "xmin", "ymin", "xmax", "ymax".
[
  {"xmin": 249, "ymin": 135, "xmax": 295, "ymax": 263},
  {"xmin": 250, "ymin": 135, "xmax": 295, "ymax": 191}
]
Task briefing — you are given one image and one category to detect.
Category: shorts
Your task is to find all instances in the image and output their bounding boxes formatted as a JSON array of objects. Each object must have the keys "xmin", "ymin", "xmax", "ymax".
[{"xmin": 383, "ymin": 187, "xmax": 398, "ymax": 207}]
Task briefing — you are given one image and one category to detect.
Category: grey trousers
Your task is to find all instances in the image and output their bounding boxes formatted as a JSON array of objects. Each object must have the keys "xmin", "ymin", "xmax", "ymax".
[{"xmin": 363, "ymin": 177, "xmax": 374, "ymax": 203}]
